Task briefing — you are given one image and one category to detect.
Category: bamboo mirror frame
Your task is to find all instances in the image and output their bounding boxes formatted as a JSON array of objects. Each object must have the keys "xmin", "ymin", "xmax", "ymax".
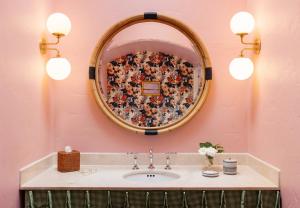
[{"xmin": 89, "ymin": 12, "xmax": 212, "ymax": 135}]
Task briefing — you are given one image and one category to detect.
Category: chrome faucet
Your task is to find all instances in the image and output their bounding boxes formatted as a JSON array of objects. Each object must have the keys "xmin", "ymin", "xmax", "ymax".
[{"xmin": 148, "ymin": 148, "xmax": 155, "ymax": 169}]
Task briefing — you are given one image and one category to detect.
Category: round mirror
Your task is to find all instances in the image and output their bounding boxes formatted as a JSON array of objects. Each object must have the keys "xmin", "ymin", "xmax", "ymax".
[{"xmin": 89, "ymin": 13, "xmax": 212, "ymax": 135}]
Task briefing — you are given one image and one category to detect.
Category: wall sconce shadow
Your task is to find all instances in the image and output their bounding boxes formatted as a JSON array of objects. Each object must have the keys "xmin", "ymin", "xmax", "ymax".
[
  {"xmin": 229, "ymin": 11, "xmax": 261, "ymax": 80},
  {"xmin": 40, "ymin": 13, "xmax": 71, "ymax": 80}
]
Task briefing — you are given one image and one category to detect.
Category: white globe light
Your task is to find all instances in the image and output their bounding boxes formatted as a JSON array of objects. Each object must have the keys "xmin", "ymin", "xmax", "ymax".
[
  {"xmin": 229, "ymin": 57, "xmax": 254, "ymax": 80},
  {"xmin": 46, "ymin": 57, "xmax": 71, "ymax": 80},
  {"xmin": 46, "ymin": 13, "xmax": 71, "ymax": 36},
  {"xmin": 230, "ymin": 11, "xmax": 255, "ymax": 34}
]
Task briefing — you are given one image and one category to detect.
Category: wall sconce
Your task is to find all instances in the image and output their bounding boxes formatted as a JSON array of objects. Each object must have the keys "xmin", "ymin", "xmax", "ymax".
[
  {"xmin": 229, "ymin": 11, "xmax": 261, "ymax": 80},
  {"xmin": 40, "ymin": 13, "xmax": 71, "ymax": 80}
]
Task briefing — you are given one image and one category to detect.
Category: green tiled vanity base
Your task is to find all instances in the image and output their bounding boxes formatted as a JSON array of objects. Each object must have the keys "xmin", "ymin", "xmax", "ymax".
[{"xmin": 24, "ymin": 190, "xmax": 281, "ymax": 208}]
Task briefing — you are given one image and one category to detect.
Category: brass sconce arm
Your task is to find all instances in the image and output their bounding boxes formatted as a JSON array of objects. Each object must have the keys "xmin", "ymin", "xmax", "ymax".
[
  {"xmin": 240, "ymin": 47, "xmax": 256, "ymax": 57},
  {"xmin": 39, "ymin": 35, "xmax": 62, "ymax": 57},
  {"xmin": 238, "ymin": 33, "xmax": 261, "ymax": 56}
]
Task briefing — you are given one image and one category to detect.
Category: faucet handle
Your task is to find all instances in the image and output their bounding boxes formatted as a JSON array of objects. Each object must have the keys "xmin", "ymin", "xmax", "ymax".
[
  {"xmin": 132, "ymin": 153, "xmax": 139, "ymax": 170},
  {"xmin": 127, "ymin": 152, "xmax": 139, "ymax": 170},
  {"xmin": 164, "ymin": 152, "xmax": 177, "ymax": 170},
  {"xmin": 165, "ymin": 154, "xmax": 171, "ymax": 170}
]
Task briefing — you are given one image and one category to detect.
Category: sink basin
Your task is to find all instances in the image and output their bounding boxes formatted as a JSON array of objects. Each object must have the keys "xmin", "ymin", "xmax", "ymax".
[{"xmin": 123, "ymin": 171, "xmax": 180, "ymax": 182}]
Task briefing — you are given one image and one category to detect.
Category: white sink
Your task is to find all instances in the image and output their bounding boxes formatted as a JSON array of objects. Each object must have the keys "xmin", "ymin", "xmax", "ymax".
[{"xmin": 123, "ymin": 171, "xmax": 180, "ymax": 182}]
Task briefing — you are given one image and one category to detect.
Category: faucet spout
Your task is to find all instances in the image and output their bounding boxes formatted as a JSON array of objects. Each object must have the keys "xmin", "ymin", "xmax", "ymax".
[{"xmin": 148, "ymin": 148, "xmax": 155, "ymax": 169}]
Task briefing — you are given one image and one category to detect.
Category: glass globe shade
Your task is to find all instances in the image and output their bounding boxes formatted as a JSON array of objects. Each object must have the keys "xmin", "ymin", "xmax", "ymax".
[
  {"xmin": 46, "ymin": 13, "xmax": 71, "ymax": 36},
  {"xmin": 229, "ymin": 57, "xmax": 254, "ymax": 80},
  {"xmin": 46, "ymin": 57, "xmax": 71, "ymax": 80},
  {"xmin": 230, "ymin": 11, "xmax": 255, "ymax": 34}
]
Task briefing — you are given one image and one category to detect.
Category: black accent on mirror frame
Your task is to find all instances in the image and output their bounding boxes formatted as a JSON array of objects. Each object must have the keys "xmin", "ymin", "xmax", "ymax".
[
  {"xmin": 145, "ymin": 129, "xmax": 158, "ymax": 135},
  {"xmin": 89, "ymin": 66, "xmax": 96, "ymax": 80},
  {"xmin": 144, "ymin": 12, "xmax": 158, "ymax": 19},
  {"xmin": 205, "ymin": 67, "xmax": 212, "ymax": 80}
]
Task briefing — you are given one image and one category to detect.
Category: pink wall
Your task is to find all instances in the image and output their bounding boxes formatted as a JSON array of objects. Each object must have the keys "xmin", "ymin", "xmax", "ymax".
[
  {"xmin": 0, "ymin": 0, "xmax": 54, "ymax": 207},
  {"xmin": 247, "ymin": 0, "xmax": 300, "ymax": 207},
  {"xmin": 4, "ymin": 0, "xmax": 299, "ymax": 207},
  {"xmin": 52, "ymin": 0, "xmax": 248, "ymax": 153}
]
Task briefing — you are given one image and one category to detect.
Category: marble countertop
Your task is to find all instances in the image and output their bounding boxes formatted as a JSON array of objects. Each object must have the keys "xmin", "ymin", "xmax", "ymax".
[
  {"xmin": 19, "ymin": 153, "xmax": 280, "ymax": 190},
  {"xmin": 21, "ymin": 164, "xmax": 278, "ymax": 190}
]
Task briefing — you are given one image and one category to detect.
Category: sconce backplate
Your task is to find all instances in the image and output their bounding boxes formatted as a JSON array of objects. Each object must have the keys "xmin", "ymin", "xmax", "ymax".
[
  {"xmin": 39, "ymin": 37, "xmax": 48, "ymax": 55},
  {"xmin": 254, "ymin": 38, "xmax": 261, "ymax": 55}
]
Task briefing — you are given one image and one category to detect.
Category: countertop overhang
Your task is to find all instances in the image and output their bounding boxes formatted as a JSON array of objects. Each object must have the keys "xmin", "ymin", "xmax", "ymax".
[{"xmin": 20, "ymin": 153, "xmax": 280, "ymax": 190}]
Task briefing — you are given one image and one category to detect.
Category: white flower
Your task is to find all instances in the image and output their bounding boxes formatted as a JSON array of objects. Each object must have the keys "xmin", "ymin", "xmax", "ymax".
[
  {"xmin": 198, "ymin": 147, "xmax": 217, "ymax": 157},
  {"xmin": 206, "ymin": 147, "xmax": 217, "ymax": 157},
  {"xmin": 198, "ymin": 147, "xmax": 207, "ymax": 155}
]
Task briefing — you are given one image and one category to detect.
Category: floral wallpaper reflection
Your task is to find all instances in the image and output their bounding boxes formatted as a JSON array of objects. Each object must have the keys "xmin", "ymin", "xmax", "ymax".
[{"xmin": 105, "ymin": 51, "xmax": 198, "ymax": 128}]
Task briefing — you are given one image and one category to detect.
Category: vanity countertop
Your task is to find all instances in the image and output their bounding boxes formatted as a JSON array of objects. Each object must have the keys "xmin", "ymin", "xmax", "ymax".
[
  {"xmin": 21, "ymin": 165, "xmax": 278, "ymax": 190},
  {"xmin": 19, "ymin": 153, "xmax": 280, "ymax": 190}
]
